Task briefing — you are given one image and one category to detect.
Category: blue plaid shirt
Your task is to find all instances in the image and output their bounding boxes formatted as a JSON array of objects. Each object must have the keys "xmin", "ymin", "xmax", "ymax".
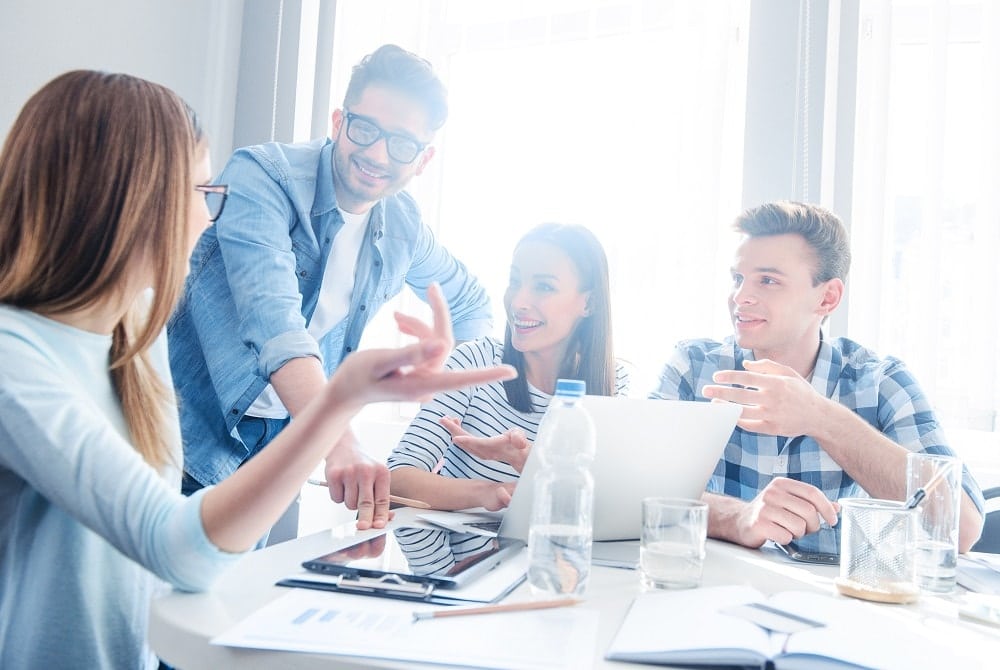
[{"xmin": 651, "ymin": 335, "xmax": 985, "ymax": 553}]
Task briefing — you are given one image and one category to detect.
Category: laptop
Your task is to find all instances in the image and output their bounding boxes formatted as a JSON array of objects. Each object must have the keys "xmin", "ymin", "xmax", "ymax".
[{"xmin": 420, "ymin": 397, "xmax": 741, "ymax": 542}]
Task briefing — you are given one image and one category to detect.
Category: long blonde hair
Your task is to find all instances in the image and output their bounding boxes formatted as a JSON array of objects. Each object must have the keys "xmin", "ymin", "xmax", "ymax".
[{"xmin": 0, "ymin": 70, "xmax": 198, "ymax": 468}]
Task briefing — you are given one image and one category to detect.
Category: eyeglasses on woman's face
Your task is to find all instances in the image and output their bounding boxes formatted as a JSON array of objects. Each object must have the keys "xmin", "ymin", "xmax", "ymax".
[{"xmin": 194, "ymin": 184, "xmax": 229, "ymax": 222}]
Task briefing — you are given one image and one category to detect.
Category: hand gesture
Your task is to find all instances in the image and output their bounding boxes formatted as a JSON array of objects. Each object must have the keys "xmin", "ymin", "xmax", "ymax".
[
  {"xmin": 328, "ymin": 283, "xmax": 515, "ymax": 409},
  {"xmin": 439, "ymin": 417, "xmax": 531, "ymax": 473},
  {"xmin": 392, "ymin": 282, "xmax": 455, "ymax": 375},
  {"xmin": 702, "ymin": 359, "xmax": 826, "ymax": 437},
  {"xmin": 324, "ymin": 432, "xmax": 394, "ymax": 531},
  {"xmin": 482, "ymin": 481, "xmax": 516, "ymax": 511},
  {"xmin": 325, "ymin": 282, "xmax": 516, "ymax": 529}
]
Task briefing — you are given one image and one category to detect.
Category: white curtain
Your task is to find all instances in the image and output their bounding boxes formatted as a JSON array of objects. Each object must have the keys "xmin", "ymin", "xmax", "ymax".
[{"xmin": 851, "ymin": 0, "xmax": 1000, "ymax": 433}]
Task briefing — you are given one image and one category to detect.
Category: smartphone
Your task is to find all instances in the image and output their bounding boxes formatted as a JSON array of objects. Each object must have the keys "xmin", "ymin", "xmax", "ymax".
[{"xmin": 777, "ymin": 542, "xmax": 840, "ymax": 565}]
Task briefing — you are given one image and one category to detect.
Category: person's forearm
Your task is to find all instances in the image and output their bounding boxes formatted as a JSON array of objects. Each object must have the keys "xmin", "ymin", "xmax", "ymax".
[
  {"xmin": 809, "ymin": 399, "xmax": 988, "ymax": 549},
  {"xmin": 201, "ymin": 380, "xmax": 360, "ymax": 552},
  {"xmin": 391, "ymin": 466, "xmax": 498, "ymax": 510},
  {"xmin": 270, "ymin": 355, "xmax": 327, "ymax": 417},
  {"xmin": 809, "ymin": 400, "xmax": 910, "ymax": 500},
  {"xmin": 703, "ymin": 491, "xmax": 755, "ymax": 547},
  {"xmin": 325, "ymin": 427, "xmax": 360, "ymax": 460},
  {"xmin": 959, "ymin": 492, "xmax": 985, "ymax": 553}
]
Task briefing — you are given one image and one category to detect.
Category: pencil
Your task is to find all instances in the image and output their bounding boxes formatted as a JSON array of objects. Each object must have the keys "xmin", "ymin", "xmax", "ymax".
[
  {"xmin": 388, "ymin": 494, "xmax": 431, "ymax": 509},
  {"xmin": 304, "ymin": 479, "xmax": 431, "ymax": 510},
  {"xmin": 412, "ymin": 597, "xmax": 583, "ymax": 621}
]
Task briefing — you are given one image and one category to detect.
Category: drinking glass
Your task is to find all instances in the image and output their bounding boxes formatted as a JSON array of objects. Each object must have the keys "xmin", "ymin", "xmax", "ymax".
[
  {"xmin": 640, "ymin": 498, "xmax": 708, "ymax": 590},
  {"xmin": 906, "ymin": 452, "xmax": 961, "ymax": 593}
]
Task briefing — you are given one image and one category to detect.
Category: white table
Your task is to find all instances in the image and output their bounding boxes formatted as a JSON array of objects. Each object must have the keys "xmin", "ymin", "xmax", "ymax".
[{"xmin": 150, "ymin": 509, "xmax": 1000, "ymax": 669}]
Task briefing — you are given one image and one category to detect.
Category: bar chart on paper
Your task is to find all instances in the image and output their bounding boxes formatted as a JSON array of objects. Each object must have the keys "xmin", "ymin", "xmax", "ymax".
[{"xmin": 212, "ymin": 589, "xmax": 598, "ymax": 670}]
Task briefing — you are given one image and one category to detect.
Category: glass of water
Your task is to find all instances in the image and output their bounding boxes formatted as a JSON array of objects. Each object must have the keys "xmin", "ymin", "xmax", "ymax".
[
  {"xmin": 906, "ymin": 452, "xmax": 962, "ymax": 594},
  {"xmin": 639, "ymin": 497, "xmax": 708, "ymax": 590}
]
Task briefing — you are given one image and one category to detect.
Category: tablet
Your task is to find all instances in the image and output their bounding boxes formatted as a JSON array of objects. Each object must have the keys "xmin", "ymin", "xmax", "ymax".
[{"xmin": 302, "ymin": 526, "xmax": 524, "ymax": 591}]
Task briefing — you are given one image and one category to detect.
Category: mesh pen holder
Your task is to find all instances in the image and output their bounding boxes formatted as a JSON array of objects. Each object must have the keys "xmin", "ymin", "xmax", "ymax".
[{"xmin": 834, "ymin": 498, "xmax": 920, "ymax": 604}]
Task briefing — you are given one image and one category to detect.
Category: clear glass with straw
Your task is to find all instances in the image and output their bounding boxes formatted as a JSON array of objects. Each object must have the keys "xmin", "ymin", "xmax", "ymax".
[{"xmin": 906, "ymin": 453, "xmax": 961, "ymax": 594}]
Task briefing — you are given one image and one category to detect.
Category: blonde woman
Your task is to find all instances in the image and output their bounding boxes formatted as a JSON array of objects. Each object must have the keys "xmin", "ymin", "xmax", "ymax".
[{"xmin": 0, "ymin": 70, "xmax": 513, "ymax": 669}]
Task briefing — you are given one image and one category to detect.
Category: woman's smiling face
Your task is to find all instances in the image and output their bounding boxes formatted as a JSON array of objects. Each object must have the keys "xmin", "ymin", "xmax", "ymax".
[{"xmin": 504, "ymin": 239, "xmax": 590, "ymax": 359}]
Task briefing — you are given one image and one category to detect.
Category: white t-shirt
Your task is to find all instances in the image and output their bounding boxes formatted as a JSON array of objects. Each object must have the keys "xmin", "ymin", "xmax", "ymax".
[{"xmin": 247, "ymin": 207, "xmax": 371, "ymax": 418}]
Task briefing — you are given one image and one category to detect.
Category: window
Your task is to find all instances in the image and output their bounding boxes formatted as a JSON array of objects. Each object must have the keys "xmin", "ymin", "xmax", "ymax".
[
  {"xmin": 293, "ymin": 0, "xmax": 1000, "ymax": 535},
  {"xmin": 318, "ymin": 0, "xmax": 999, "ymax": 437},
  {"xmin": 851, "ymin": 0, "xmax": 1000, "ymax": 433},
  {"xmin": 330, "ymin": 0, "xmax": 750, "ymax": 399}
]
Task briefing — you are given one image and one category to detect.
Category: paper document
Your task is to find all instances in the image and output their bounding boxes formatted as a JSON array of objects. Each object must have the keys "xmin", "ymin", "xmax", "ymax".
[{"xmin": 213, "ymin": 588, "xmax": 598, "ymax": 669}]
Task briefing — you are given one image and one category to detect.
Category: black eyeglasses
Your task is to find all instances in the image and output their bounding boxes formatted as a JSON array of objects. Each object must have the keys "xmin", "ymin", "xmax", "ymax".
[
  {"xmin": 195, "ymin": 184, "xmax": 229, "ymax": 222},
  {"xmin": 342, "ymin": 111, "xmax": 428, "ymax": 164}
]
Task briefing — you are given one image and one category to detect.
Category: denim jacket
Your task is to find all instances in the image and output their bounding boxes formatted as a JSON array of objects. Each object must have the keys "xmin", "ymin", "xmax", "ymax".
[{"xmin": 167, "ymin": 138, "xmax": 492, "ymax": 486}]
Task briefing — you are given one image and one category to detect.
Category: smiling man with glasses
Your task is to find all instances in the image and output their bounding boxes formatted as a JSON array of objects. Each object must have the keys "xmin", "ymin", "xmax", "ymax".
[{"xmin": 168, "ymin": 44, "xmax": 492, "ymax": 541}]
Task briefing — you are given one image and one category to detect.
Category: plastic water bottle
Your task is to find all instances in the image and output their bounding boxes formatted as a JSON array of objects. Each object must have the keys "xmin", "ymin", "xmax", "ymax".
[{"xmin": 527, "ymin": 379, "xmax": 596, "ymax": 596}]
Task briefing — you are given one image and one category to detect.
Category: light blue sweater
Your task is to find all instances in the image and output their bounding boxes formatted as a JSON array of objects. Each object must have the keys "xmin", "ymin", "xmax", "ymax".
[{"xmin": 0, "ymin": 306, "xmax": 242, "ymax": 669}]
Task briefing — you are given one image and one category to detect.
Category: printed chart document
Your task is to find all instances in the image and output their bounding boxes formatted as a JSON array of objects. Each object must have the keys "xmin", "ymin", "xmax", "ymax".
[
  {"xmin": 606, "ymin": 585, "xmax": 965, "ymax": 669},
  {"xmin": 212, "ymin": 588, "xmax": 598, "ymax": 669}
]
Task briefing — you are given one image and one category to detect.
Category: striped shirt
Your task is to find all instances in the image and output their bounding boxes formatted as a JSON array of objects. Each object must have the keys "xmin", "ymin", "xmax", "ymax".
[
  {"xmin": 651, "ymin": 335, "xmax": 985, "ymax": 554},
  {"xmin": 388, "ymin": 337, "xmax": 630, "ymax": 482}
]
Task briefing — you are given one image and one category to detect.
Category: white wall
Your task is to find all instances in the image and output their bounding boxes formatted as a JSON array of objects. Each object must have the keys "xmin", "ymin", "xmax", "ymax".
[{"xmin": 0, "ymin": 0, "xmax": 244, "ymax": 174}]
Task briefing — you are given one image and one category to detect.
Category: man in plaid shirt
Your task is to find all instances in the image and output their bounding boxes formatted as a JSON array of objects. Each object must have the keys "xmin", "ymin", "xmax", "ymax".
[{"xmin": 652, "ymin": 202, "xmax": 984, "ymax": 554}]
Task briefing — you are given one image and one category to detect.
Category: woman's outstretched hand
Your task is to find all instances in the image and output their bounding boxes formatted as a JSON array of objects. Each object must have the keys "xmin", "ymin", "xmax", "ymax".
[
  {"xmin": 331, "ymin": 283, "xmax": 515, "ymax": 409},
  {"xmin": 323, "ymin": 283, "xmax": 515, "ymax": 530}
]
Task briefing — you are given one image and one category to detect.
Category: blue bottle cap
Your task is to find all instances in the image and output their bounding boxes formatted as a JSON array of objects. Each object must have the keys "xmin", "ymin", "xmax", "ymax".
[{"xmin": 554, "ymin": 379, "xmax": 586, "ymax": 397}]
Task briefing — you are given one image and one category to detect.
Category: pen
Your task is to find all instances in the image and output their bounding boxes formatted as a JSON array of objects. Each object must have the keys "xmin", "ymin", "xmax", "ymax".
[
  {"xmin": 904, "ymin": 464, "xmax": 952, "ymax": 509},
  {"xmin": 304, "ymin": 479, "xmax": 431, "ymax": 509},
  {"xmin": 412, "ymin": 597, "xmax": 583, "ymax": 621}
]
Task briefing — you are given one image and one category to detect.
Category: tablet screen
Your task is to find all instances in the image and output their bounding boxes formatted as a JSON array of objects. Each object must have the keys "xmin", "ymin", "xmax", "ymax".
[{"xmin": 302, "ymin": 526, "xmax": 522, "ymax": 588}]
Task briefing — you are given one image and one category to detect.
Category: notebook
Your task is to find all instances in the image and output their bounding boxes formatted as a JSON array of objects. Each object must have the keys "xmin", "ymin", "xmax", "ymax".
[
  {"xmin": 421, "ymin": 397, "xmax": 741, "ymax": 542},
  {"xmin": 605, "ymin": 585, "xmax": 961, "ymax": 668}
]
